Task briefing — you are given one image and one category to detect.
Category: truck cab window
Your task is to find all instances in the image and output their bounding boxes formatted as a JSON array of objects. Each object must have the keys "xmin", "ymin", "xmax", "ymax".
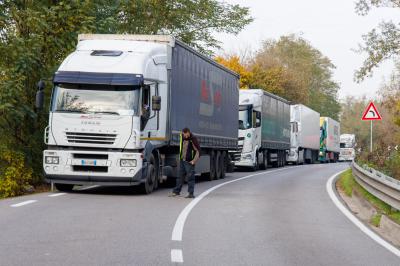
[
  {"xmin": 239, "ymin": 105, "xmax": 252, "ymax": 129},
  {"xmin": 141, "ymin": 85, "xmax": 151, "ymax": 130},
  {"xmin": 253, "ymin": 111, "xmax": 261, "ymax": 128}
]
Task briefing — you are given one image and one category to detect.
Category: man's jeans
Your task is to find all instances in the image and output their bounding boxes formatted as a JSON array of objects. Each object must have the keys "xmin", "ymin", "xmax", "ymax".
[{"xmin": 173, "ymin": 160, "xmax": 195, "ymax": 194}]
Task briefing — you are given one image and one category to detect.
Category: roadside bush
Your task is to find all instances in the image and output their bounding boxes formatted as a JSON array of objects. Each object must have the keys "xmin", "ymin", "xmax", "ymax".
[
  {"xmin": 356, "ymin": 150, "xmax": 400, "ymax": 180},
  {"xmin": 0, "ymin": 149, "xmax": 33, "ymax": 198},
  {"xmin": 385, "ymin": 152, "xmax": 400, "ymax": 180}
]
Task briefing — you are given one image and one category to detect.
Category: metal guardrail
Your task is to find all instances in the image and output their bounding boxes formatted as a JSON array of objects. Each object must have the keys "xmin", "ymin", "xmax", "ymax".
[{"xmin": 352, "ymin": 162, "xmax": 400, "ymax": 210}]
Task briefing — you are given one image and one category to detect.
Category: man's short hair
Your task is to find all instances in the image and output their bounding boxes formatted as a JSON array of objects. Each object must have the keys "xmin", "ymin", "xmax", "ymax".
[{"xmin": 182, "ymin": 128, "xmax": 190, "ymax": 133}]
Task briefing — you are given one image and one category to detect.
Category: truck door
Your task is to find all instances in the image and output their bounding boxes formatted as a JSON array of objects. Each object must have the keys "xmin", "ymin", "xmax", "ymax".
[
  {"xmin": 141, "ymin": 83, "xmax": 159, "ymax": 138},
  {"xmin": 253, "ymin": 110, "xmax": 262, "ymax": 149}
]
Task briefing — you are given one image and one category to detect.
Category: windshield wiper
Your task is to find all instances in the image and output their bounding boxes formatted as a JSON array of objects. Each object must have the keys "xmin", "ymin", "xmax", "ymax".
[
  {"xmin": 91, "ymin": 111, "xmax": 119, "ymax": 115},
  {"xmin": 55, "ymin": 110, "xmax": 86, "ymax": 113}
]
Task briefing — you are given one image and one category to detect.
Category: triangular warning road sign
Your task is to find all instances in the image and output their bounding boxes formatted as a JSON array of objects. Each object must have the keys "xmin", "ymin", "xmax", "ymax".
[{"xmin": 362, "ymin": 102, "xmax": 382, "ymax": 121}]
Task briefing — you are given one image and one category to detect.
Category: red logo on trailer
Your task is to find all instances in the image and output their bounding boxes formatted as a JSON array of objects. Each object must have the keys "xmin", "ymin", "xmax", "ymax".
[{"xmin": 362, "ymin": 102, "xmax": 382, "ymax": 121}]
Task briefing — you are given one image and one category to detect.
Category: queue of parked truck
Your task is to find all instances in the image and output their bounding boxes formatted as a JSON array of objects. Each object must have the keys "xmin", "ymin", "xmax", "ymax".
[{"xmin": 35, "ymin": 34, "xmax": 349, "ymax": 194}]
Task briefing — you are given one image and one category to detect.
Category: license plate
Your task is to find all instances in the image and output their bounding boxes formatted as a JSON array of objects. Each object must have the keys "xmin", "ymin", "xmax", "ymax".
[{"xmin": 81, "ymin": 159, "xmax": 97, "ymax": 166}]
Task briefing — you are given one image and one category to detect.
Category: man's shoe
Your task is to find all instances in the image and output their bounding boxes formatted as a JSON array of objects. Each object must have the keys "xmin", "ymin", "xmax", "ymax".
[
  {"xmin": 185, "ymin": 194, "xmax": 195, "ymax": 199},
  {"xmin": 168, "ymin": 192, "xmax": 180, "ymax": 197}
]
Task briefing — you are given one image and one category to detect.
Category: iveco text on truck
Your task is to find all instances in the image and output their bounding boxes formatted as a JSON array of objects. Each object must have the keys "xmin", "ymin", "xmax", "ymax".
[
  {"xmin": 287, "ymin": 104, "xmax": 320, "ymax": 164},
  {"xmin": 319, "ymin": 117, "xmax": 340, "ymax": 162},
  {"xmin": 37, "ymin": 34, "xmax": 239, "ymax": 193},
  {"xmin": 233, "ymin": 89, "xmax": 290, "ymax": 170},
  {"xmin": 339, "ymin": 134, "xmax": 356, "ymax": 161}
]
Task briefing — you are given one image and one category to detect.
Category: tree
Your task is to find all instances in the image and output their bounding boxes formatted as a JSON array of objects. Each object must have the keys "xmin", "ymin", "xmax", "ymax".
[
  {"xmin": 215, "ymin": 55, "xmax": 253, "ymax": 88},
  {"xmin": 249, "ymin": 35, "xmax": 341, "ymax": 119},
  {"xmin": 355, "ymin": 0, "xmax": 400, "ymax": 81},
  {"xmin": 92, "ymin": 0, "xmax": 253, "ymax": 54}
]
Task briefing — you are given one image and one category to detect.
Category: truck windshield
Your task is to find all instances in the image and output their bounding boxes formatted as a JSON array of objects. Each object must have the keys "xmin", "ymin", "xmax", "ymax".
[
  {"xmin": 239, "ymin": 105, "xmax": 252, "ymax": 130},
  {"xmin": 51, "ymin": 84, "xmax": 140, "ymax": 115}
]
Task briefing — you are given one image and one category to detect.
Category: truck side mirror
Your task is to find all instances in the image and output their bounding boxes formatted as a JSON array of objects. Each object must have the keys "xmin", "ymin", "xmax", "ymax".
[
  {"xmin": 35, "ymin": 80, "xmax": 45, "ymax": 111},
  {"xmin": 152, "ymin": 95, "xmax": 161, "ymax": 111}
]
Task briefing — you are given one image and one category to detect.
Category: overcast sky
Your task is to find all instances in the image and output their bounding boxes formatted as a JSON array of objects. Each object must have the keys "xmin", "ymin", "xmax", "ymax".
[{"xmin": 216, "ymin": 0, "xmax": 400, "ymax": 100}]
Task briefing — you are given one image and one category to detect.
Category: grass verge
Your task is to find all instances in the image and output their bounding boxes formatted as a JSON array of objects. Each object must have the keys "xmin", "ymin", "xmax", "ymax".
[{"xmin": 337, "ymin": 169, "xmax": 400, "ymax": 225}]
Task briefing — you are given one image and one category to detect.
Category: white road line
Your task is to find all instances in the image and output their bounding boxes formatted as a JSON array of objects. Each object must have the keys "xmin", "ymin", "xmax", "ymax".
[
  {"xmin": 171, "ymin": 166, "xmax": 300, "ymax": 241},
  {"xmin": 76, "ymin": 185, "xmax": 100, "ymax": 191},
  {"xmin": 48, "ymin": 193, "xmax": 66, "ymax": 197},
  {"xmin": 171, "ymin": 249, "xmax": 183, "ymax": 263},
  {"xmin": 326, "ymin": 170, "xmax": 400, "ymax": 258},
  {"xmin": 10, "ymin": 200, "xmax": 37, "ymax": 207}
]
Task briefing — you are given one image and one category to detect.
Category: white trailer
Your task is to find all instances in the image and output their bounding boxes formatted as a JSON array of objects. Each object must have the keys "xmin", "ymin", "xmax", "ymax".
[
  {"xmin": 287, "ymin": 104, "xmax": 320, "ymax": 164},
  {"xmin": 339, "ymin": 134, "xmax": 356, "ymax": 161}
]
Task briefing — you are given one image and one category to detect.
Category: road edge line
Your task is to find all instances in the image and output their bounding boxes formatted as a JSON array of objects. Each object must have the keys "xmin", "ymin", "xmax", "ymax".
[{"xmin": 326, "ymin": 169, "xmax": 400, "ymax": 258}]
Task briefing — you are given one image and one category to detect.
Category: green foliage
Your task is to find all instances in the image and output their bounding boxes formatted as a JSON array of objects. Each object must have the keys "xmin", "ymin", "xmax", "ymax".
[
  {"xmin": 249, "ymin": 35, "xmax": 341, "ymax": 119},
  {"xmin": 370, "ymin": 214, "xmax": 381, "ymax": 227},
  {"xmin": 91, "ymin": 0, "xmax": 253, "ymax": 54},
  {"xmin": 0, "ymin": 149, "xmax": 33, "ymax": 198},
  {"xmin": 355, "ymin": 0, "xmax": 400, "ymax": 81},
  {"xmin": 339, "ymin": 169, "xmax": 400, "ymax": 225},
  {"xmin": 338, "ymin": 169, "xmax": 355, "ymax": 197}
]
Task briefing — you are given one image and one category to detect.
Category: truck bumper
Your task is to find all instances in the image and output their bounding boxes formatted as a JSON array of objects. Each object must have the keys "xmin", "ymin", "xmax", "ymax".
[
  {"xmin": 43, "ymin": 150, "xmax": 143, "ymax": 186},
  {"xmin": 234, "ymin": 152, "xmax": 255, "ymax": 167},
  {"xmin": 339, "ymin": 156, "xmax": 354, "ymax": 162},
  {"xmin": 287, "ymin": 149, "xmax": 298, "ymax": 163}
]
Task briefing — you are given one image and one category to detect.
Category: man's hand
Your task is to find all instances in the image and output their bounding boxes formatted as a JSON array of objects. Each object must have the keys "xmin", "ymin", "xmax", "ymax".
[{"xmin": 189, "ymin": 161, "xmax": 195, "ymax": 165}]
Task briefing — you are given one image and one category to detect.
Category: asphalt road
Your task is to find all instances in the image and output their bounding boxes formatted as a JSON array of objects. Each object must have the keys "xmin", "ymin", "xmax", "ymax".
[{"xmin": 1, "ymin": 163, "xmax": 399, "ymax": 265}]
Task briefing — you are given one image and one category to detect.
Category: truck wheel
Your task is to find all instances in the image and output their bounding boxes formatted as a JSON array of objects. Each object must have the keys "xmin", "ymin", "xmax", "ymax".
[
  {"xmin": 260, "ymin": 151, "xmax": 267, "ymax": 170},
  {"xmin": 140, "ymin": 155, "xmax": 156, "ymax": 194},
  {"xmin": 55, "ymin": 183, "xmax": 74, "ymax": 192},
  {"xmin": 279, "ymin": 151, "xmax": 283, "ymax": 167},
  {"xmin": 202, "ymin": 151, "xmax": 216, "ymax": 181},
  {"xmin": 220, "ymin": 151, "xmax": 226, "ymax": 179},
  {"xmin": 215, "ymin": 151, "xmax": 222, "ymax": 180},
  {"xmin": 152, "ymin": 155, "xmax": 159, "ymax": 191},
  {"xmin": 252, "ymin": 152, "xmax": 260, "ymax": 171}
]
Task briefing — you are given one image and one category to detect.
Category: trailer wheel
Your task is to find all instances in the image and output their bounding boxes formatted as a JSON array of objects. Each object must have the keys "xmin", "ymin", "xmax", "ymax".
[
  {"xmin": 55, "ymin": 183, "xmax": 74, "ymax": 192},
  {"xmin": 202, "ymin": 151, "xmax": 216, "ymax": 181},
  {"xmin": 215, "ymin": 151, "xmax": 222, "ymax": 179},
  {"xmin": 220, "ymin": 151, "xmax": 226, "ymax": 179},
  {"xmin": 278, "ymin": 151, "xmax": 283, "ymax": 167}
]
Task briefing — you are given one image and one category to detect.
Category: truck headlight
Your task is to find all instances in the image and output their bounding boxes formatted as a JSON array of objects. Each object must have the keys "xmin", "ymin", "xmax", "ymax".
[
  {"xmin": 243, "ymin": 154, "xmax": 252, "ymax": 160},
  {"xmin": 45, "ymin": 156, "xmax": 59, "ymax": 164},
  {"xmin": 120, "ymin": 159, "xmax": 137, "ymax": 167}
]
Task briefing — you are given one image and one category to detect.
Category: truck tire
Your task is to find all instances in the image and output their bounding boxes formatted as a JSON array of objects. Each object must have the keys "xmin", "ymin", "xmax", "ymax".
[
  {"xmin": 202, "ymin": 150, "xmax": 216, "ymax": 181},
  {"xmin": 55, "ymin": 183, "xmax": 74, "ymax": 192},
  {"xmin": 153, "ymin": 155, "xmax": 159, "ymax": 191},
  {"xmin": 252, "ymin": 151, "xmax": 260, "ymax": 171},
  {"xmin": 140, "ymin": 155, "xmax": 156, "ymax": 194},
  {"xmin": 260, "ymin": 151, "xmax": 268, "ymax": 170},
  {"xmin": 215, "ymin": 151, "xmax": 222, "ymax": 180},
  {"xmin": 279, "ymin": 151, "xmax": 283, "ymax": 167},
  {"xmin": 220, "ymin": 151, "xmax": 226, "ymax": 179}
]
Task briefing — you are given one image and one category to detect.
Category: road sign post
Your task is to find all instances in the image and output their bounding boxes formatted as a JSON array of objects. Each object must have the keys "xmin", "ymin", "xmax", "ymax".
[
  {"xmin": 370, "ymin": 120, "xmax": 372, "ymax": 152},
  {"xmin": 361, "ymin": 102, "xmax": 382, "ymax": 153}
]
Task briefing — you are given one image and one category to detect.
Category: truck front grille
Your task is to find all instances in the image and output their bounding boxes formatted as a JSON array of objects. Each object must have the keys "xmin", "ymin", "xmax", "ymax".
[
  {"xmin": 234, "ymin": 137, "xmax": 245, "ymax": 161},
  {"xmin": 66, "ymin": 132, "xmax": 117, "ymax": 145}
]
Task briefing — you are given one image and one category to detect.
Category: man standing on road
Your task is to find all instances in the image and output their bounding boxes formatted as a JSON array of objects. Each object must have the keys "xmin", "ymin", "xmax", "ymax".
[{"xmin": 170, "ymin": 128, "xmax": 200, "ymax": 198}]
